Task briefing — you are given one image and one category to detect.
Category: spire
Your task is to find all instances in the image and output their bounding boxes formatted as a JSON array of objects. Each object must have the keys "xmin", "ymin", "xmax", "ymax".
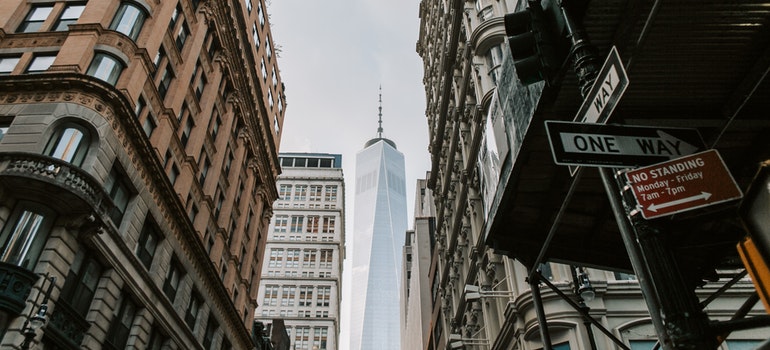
[{"xmin": 377, "ymin": 85, "xmax": 383, "ymax": 138}]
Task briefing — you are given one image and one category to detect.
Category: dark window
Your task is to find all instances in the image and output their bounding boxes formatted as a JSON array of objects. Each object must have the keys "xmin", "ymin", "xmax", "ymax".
[
  {"xmin": 136, "ymin": 217, "xmax": 162, "ymax": 269},
  {"xmin": 185, "ymin": 292, "xmax": 202, "ymax": 329},
  {"xmin": 147, "ymin": 328, "xmax": 168, "ymax": 350},
  {"xmin": 54, "ymin": 4, "xmax": 85, "ymax": 31},
  {"xmin": 110, "ymin": 2, "xmax": 147, "ymax": 40},
  {"xmin": 181, "ymin": 118, "xmax": 193, "ymax": 147},
  {"xmin": 203, "ymin": 316, "xmax": 218, "ymax": 349},
  {"xmin": 168, "ymin": 3, "xmax": 182, "ymax": 32},
  {"xmin": 199, "ymin": 157, "xmax": 210, "ymax": 184},
  {"xmin": 87, "ymin": 52, "xmax": 124, "ymax": 85},
  {"xmin": 0, "ymin": 116, "xmax": 13, "ymax": 142},
  {"xmin": 104, "ymin": 296, "xmax": 137, "ymax": 350},
  {"xmin": 163, "ymin": 256, "xmax": 184, "ymax": 301},
  {"xmin": 105, "ymin": 165, "xmax": 133, "ymax": 225},
  {"xmin": 195, "ymin": 72, "xmax": 207, "ymax": 100},
  {"xmin": 17, "ymin": 5, "xmax": 53, "ymax": 33},
  {"xmin": 157, "ymin": 66, "xmax": 174, "ymax": 100},
  {"xmin": 44, "ymin": 122, "xmax": 90, "ymax": 166},
  {"xmin": 0, "ymin": 203, "xmax": 54, "ymax": 269},
  {"xmin": 60, "ymin": 250, "xmax": 102, "ymax": 316},
  {"xmin": 143, "ymin": 113, "xmax": 156, "ymax": 137},
  {"xmin": 175, "ymin": 22, "xmax": 190, "ymax": 51}
]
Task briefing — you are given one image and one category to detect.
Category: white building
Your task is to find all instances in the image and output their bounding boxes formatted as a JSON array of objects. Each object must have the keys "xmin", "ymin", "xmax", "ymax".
[
  {"xmin": 256, "ymin": 153, "xmax": 345, "ymax": 350},
  {"xmin": 349, "ymin": 103, "xmax": 408, "ymax": 350}
]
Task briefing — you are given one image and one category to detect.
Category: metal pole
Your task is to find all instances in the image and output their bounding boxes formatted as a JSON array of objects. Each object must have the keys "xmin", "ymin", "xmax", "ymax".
[{"xmin": 530, "ymin": 274, "xmax": 553, "ymax": 350}]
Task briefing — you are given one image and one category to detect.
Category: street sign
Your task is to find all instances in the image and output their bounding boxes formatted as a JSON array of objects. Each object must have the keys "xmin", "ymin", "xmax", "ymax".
[
  {"xmin": 545, "ymin": 121, "xmax": 705, "ymax": 168},
  {"xmin": 625, "ymin": 149, "xmax": 743, "ymax": 220},
  {"xmin": 574, "ymin": 46, "xmax": 629, "ymax": 124}
]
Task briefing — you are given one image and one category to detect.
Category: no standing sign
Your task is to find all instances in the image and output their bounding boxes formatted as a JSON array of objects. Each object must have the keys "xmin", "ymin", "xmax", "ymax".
[{"xmin": 625, "ymin": 149, "xmax": 743, "ymax": 219}]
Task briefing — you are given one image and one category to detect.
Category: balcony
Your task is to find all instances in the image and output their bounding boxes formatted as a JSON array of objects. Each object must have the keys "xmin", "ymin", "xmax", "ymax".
[
  {"xmin": 46, "ymin": 301, "xmax": 91, "ymax": 349},
  {"xmin": 0, "ymin": 152, "xmax": 115, "ymax": 221},
  {"xmin": 0, "ymin": 262, "xmax": 40, "ymax": 315}
]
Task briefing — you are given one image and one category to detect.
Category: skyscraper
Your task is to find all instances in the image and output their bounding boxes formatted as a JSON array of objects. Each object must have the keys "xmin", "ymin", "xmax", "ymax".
[
  {"xmin": 349, "ymin": 91, "xmax": 408, "ymax": 350},
  {"xmin": 257, "ymin": 153, "xmax": 345, "ymax": 350}
]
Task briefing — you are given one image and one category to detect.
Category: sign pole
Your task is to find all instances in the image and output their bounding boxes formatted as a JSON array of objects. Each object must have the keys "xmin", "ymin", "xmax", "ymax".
[{"xmin": 560, "ymin": 4, "xmax": 718, "ymax": 349}]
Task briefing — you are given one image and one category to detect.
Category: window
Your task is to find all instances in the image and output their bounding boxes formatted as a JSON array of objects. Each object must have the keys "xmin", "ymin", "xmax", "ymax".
[
  {"xmin": 286, "ymin": 249, "xmax": 300, "ymax": 268},
  {"xmin": 210, "ymin": 112, "xmax": 221, "ymax": 139},
  {"xmin": 294, "ymin": 185, "xmax": 307, "ymax": 201},
  {"xmin": 142, "ymin": 113, "xmax": 156, "ymax": 137},
  {"xmin": 269, "ymin": 248, "xmax": 283, "ymax": 268},
  {"xmin": 298, "ymin": 286, "xmax": 313, "ymax": 307},
  {"xmin": 279, "ymin": 184, "xmax": 292, "ymax": 200},
  {"xmin": 105, "ymin": 295, "xmax": 137, "ymax": 350},
  {"xmin": 175, "ymin": 22, "xmax": 190, "ymax": 51},
  {"xmin": 157, "ymin": 65, "xmax": 174, "ymax": 100},
  {"xmin": 306, "ymin": 216, "xmax": 320, "ymax": 234},
  {"xmin": 295, "ymin": 326, "xmax": 310, "ymax": 349},
  {"xmin": 263, "ymin": 285, "xmax": 279, "ymax": 306},
  {"xmin": 0, "ymin": 56, "xmax": 21, "ymax": 75},
  {"xmin": 153, "ymin": 47, "xmax": 166, "ymax": 70},
  {"xmin": 252, "ymin": 24, "xmax": 260, "ymax": 49},
  {"xmin": 246, "ymin": 0, "xmax": 253, "ymax": 12},
  {"xmin": 169, "ymin": 164, "xmax": 179, "ymax": 185},
  {"xmin": 258, "ymin": 2, "xmax": 265, "ymax": 26},
  {"xmin": 180, "ymin": 117, "xmax": 193, "ymax": 146},
  {"xmin": 60, "ymin": 250, "xmax": 102, "ymax": 317},
  {"xmin": 168, "ymin": 3, "xmax": 182, "ymax": 32},
  {"xmin": 302, "ymin": 249, "xmax": 317, "ymax": 268},
  {"xmin": 195, "ymin": 71, "xmax": 207, "ymax": 100},
  {"xmin": 629, "ymin": 340, "xmax": 657, "ymax": 350},
  {"xmin": 324, "ymin": 185, "xmax": 338, "ymax": 202},
  {"xmin": 105, "ymin": 165, "xmax": 133, "ymax": 224},
  {"xmin": 266, "ymin": 37, "xmax": 272, "ymax": 59},
  {"xmin": 313, "ymin": 327, "xmax": 328, "ymax": 350},
  {"xmin": 44, "ymin": 123, "xmax": 90, "ymax": 166},
  {"xmin": 26, "ymin": 54, "xmax": 56, "ymax": 72},
  {"xmin": 185, "ymin": 292, "xmax": 202, "ymax": 329},
  {"xmin": 309, "ymin": 185, "xmax": 322, "ymax": 201},
  {"xmin": 163, "ymin": 256, "xmax": 185, "ymax": 301},
  {"xmin": 203, "ymin": 316, "xmax": 218, "ymax": 349},
  {"xmin": 260, "ymin": 59, "xmax": 267, "ymax": 81},
  {"xmin": 316, "ymin": 286, "xmax": 330, "ymax": 307},
  {"xmin": 199, "ymin": 157, "xmax": 210, "ymax": 184},
  {"xmin": 17, "ymin": 5, "xmax": 53, "ymax": 33},
  {"xmin": 320, "ymin": 249, "xmax": 333, "ymax": 269},
  {"xmin": 147, "ymin": 328, "xmax": 168, "ymax": 350},
  {"xmin": 110, "ymin": 2, "xmax": 146, "ymax": 40},
  {"xmin": 290, "ymin": 216, "xmax": 304, "ymax": 233},
  {"xmin": 0, "ymin": 204, "xmax": 54, "ymax": 269},
  {"xmin": 136, "ymin": 217, "xmax": 162, "ymax": 269},
  {"xmin": 0, "ymin": 117, "xmax": 13, "ymax": 142},
  {"xmin": 322, "ymin": 216, "xmax": 335, "ymax": 234},
  {"xmin": 87, "ymin": 52, "xmax": 124, "ymax": 85},
  {"xmin": 54, "ymin": 4, "xmax": 86, "ymax": 31},
  {"xmin": 274, "ymin": 215, "xmax": 288, "ymax": 233}
]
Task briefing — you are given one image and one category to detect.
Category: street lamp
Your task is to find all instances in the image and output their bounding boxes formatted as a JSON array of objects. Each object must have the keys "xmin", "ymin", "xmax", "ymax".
[
  {"xmin": 20, "ymin": 275, "xmax": 55, "ymax": 350},
  {"xmin": 575, "ymin": 268, "xmax": 595, "ymax": 302}
]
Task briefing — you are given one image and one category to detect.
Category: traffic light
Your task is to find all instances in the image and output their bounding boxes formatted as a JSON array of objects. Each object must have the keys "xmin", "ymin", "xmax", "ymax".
[{"xmin": 504, "ymin": 1, "xmax": 561, "ymax": 85}]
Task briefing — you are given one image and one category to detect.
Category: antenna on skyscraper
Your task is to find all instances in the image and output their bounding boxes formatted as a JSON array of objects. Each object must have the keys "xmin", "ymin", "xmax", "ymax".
[{"xmin": 377, "ymin": 85, "xmax": 383, "ymax": 138}]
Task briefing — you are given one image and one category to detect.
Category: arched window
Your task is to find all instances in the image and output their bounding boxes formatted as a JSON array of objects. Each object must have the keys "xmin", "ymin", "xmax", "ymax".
[
  {"xmin": 87, "ymin": 52, "xmax": 124, "ymax": 85},
  {"xmin": 0, "ymin": 203, "xmax": 55, "ymax": 270},
  {"xmin": 44, "ymin": 123, "xmax": 91, "ymax": 166},
  {"xmin": 109, "ymin": 2, "xmax": 147, "ymax": 40}
]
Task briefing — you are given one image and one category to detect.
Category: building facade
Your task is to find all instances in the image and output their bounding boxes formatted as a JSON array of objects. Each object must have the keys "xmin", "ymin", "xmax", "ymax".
[
  {"xmin": 417, "ymin": 0, "xmax": 770, "ymax": 349},
  {"xmin": 256, "ymin": 153, "xmax": 345, "ymax": 350},
  {"xmin": 349, "ymin": 119, "xmax": 408, "ymax": 350},
  {"xmin": 401, "ymin": 176, "xmax": 437, "ymax": 350},
  {"xmin": 0, "ymin": 0, "xmax": 284, "ymax": 349}
]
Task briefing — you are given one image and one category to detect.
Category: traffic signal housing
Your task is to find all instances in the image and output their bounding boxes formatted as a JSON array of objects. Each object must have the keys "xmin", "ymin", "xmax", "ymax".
[{"xmin": 504, "ymin": 1, "xmax": 562, "ymax": 86}]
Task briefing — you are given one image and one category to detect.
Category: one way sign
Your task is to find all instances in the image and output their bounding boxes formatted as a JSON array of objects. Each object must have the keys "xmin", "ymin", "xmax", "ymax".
[{"xmin": 545, "ymin": 121, "xmax": 705, "ymax": 168}]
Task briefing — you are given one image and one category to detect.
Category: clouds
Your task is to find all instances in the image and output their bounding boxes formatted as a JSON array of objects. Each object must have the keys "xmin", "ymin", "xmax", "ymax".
[{"xmin": 266, "ymin": 2, "xmax": 429, "ymax": 349}]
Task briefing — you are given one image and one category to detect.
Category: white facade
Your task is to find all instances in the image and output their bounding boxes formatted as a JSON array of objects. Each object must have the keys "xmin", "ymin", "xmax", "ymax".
[
  {"xmin": 256, "ymin": 153, "xmax": 345, "ymax": 350},
  {"xmin": 350, "ymin": 138, "xmax": 408, "ymax": 350}
]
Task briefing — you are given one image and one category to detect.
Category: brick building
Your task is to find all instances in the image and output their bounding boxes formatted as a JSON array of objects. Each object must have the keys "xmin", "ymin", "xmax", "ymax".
[{"xmin": 0, "ymin": 0, "xmax": 284, "ymax": 349}]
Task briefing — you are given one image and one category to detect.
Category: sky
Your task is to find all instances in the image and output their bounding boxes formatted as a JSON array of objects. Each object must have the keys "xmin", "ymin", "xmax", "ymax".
[{"xmin": 266, "ymin": 1, "xmax": 430, "ymax": 349}]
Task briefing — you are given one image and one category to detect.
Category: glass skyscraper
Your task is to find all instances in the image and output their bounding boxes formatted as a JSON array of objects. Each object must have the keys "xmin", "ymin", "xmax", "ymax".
[{"xmin": 349, "ymin": 96, "xmax": 408, "ymax": 350}]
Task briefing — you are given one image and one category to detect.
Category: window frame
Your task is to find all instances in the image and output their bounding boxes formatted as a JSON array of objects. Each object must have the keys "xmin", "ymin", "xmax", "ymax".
[
  {"xmin": 87, "ymin": 52, "xmax": 124, "ymax": 85},
  {"xmin": 16, "ymin": 5, "xmax": 54, "ymax": 33},
  {"xmin": 0, "ymin": 203, "xmax": 55, "ymax": 270},
  {"xmin": 109, "ymin": 1, "xmax": 147, "ymax": 40}
]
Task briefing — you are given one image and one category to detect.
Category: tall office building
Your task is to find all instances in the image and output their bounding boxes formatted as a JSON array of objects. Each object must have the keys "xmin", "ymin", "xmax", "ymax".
[
  {"xmin": 256, "ymin": 153, "xmax": 345, "ymax": 350},
  {"xmin": 0, "ymin": 1, "xmax": 284, "ymax": 349},
  {"xmin": 349, "ymin": 93, "xmax": 408, "ymax": 350},
  {"xmin": 401, "ymin": 176, "xmax": 436, "ymax": 350}
]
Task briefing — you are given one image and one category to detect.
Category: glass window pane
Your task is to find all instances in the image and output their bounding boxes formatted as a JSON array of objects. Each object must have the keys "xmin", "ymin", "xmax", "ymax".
[
  {"xmin": 0, "ymin": 57, "xmax": 21, "ymax": 75},
  {"xmin": 54, "ymin": 4, "xmax": 85, "ymax": 31},
  {"xmin": 0, "ymin": 210, "xmax": 45, "ymax": 267},
  {"xmin": 88, "ymin": 53, "xmax": 123, "ymax": 85},
  {"xmin": 110, "ymin": 3, "xmax": 146, "ymax": 40},
  {"xmin": 27, "ymin": 55, "xmax": 56, "ymax": 72},
  {"xmin": 17, "ymin": 5, "xmax": 53, "ymax": 33}
]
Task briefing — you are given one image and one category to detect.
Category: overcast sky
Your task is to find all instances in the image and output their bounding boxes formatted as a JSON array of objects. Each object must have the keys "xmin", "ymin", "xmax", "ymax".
[{"xmin": 266, "ymin": 1, "xmax": 429, "ymax": 349}]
